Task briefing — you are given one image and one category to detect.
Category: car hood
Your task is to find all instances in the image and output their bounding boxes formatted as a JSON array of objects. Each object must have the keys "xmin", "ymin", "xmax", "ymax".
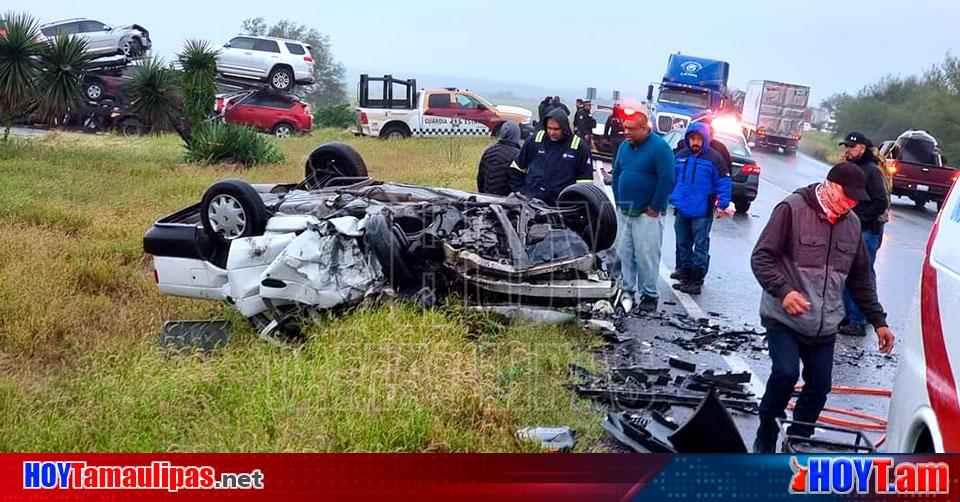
[
  {"xmin": 495, "ymin": 105, "xmax": 533, "ymax": 120},
  {"xmin": 116, "ymin": 24, "xmax": 149, "ymax": 36}
]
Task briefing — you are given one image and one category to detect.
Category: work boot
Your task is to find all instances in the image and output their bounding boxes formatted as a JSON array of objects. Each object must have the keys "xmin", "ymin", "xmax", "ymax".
[
  {"xmin": 638, "ymin": 295, "xmax": 658, "ymax": 313},
  {"xmin": 675, "ymin": 268, "xmax": 705, "ymax": 295},
  {"xmin": 753, "ymin": 420, "xmax": 779, "ymax": 453},
  {"xmin": 839, "ymin": 322, "xmax": 867, "ymax": 337},
  {"xmin": 669, "ymin": 268, "xmax": 690, "ymax": 281}
]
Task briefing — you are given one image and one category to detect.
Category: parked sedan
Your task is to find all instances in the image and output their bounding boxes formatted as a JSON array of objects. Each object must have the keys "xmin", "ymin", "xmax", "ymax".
[
  {"xmin": 220, "ymin": 90, "xmax": 313, "ymax": 137},
  {"xmin": 216, "ymin": 35, "xmax": 315, "ymax": 92},
  {"xmin": 662, "ymin": 123, "xmax": 761, "ymax": 213},
  {"xmin": 39, "ymin": 18, "xmax": 151, "ymax": 59}
]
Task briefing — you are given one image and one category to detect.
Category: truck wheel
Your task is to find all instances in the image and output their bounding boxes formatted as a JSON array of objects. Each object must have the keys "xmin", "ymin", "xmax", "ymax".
[
  {"xmin": 365, "ymin": 213, "xmax": 413, "ymax": 289},
  {"xmin": 733, "ymin": 198, "xmax": 751, "ymax": 214},
  {"xmin": 557, "ymin": 183, "xmax": 617, "ymax": 252},
  {"xmin": 201, "ymin": 179, "xmax": 269, "ymax": 244},
  {"xmin": 268, "ymin": 66, "xmax": 294, "ymax": 92},
  {"xmin": 379, "ymin": 123, "xmax": 410, "ymax": 139},
  {"xmin": 304, "ymin": 142, "xmax": 369, "ymax": 189}
]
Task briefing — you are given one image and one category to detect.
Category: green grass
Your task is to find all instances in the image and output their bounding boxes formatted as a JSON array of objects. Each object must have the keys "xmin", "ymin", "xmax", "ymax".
[
  {"xmin": 0, "ymin": 130, "xmax": 606, "ymax": 452},
  {"xmin": 801, "ymin": 130, "xmax": 843, "ymax": 165}
]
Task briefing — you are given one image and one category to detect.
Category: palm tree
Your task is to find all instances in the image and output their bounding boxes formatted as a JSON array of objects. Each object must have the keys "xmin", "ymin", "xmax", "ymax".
[
  {"xmin": 177, "ymin": 39, "xmax": 219, "ymax": 131},
  {"xmin": 123, "ymin": 57, "xmax": 187, "ymax": 141},
  {"xmin": 0, "ymin": 12, "xmax": 41, "ymax": 141},
  {"xmin": 34, "ymin": 32, "xmax": 93, "ymax": 125}
]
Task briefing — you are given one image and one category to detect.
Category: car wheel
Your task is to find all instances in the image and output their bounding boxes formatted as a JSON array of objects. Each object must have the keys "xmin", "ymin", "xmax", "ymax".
[
  {"xmin": 912, "ymin": 197, "xmax": 928, "ymax": 209},
  {"xmin": 557, "ymin": 183, "xmax": 618, "ymax": 252},
  {"xmin": 116, "ymin": 118, "xmax": 145, "ymax": 136},
  {"xmin": 122, "ymin": 39, "xmax": 142, "ymax": 58},
  {"xmin": 82, "ymin": 116, "xmax": 102, "ymax": 134},
  {"xmin": 201, "ymin": 179, "xmax": 269, "ymax": 244},
  {"xmin": 734, "ymin": 198, "xmax": 751, "ymax": 213},
  {"xmin": 365, "ymin": 212, "xmax": 413, "ymax": 289},
  {"xmin": 272, "ymin": 123, "xmax": 294, "ymax": 138},
  {"xmin": 379, "ymin": 123, "xmax": 410, "ymax": 140},
  {"xmin": 268, "ymin": 67, "xmax": 293, "ymax": 92},
  {"xmin": 304, "ymin": 142, "xmax": 369, "ymax": 189},
  {"xmin": 85, "ymin": 82, "xmax": 103, "ymax": 101}
]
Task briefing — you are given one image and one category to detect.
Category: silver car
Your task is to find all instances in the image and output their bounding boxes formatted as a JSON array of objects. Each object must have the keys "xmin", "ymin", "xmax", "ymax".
[
  {"xmin": 217, "ymin": 35, "xmax": 315, "ymax": 92},
  {"xmin": 39, "ymin": 18, "xmax": 151, "ymax": 59}
]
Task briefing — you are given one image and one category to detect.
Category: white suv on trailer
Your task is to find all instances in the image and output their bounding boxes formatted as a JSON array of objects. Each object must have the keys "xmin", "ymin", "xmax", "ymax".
[{"xmin": 217, "ymin": 35, "xmax": 315, "ymax": 92}]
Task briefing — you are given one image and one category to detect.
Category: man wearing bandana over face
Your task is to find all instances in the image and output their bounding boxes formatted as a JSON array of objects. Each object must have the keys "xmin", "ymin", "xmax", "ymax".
[{"xmin": 749, "ymin": 162, "xmax": 896, "ymax": 453}]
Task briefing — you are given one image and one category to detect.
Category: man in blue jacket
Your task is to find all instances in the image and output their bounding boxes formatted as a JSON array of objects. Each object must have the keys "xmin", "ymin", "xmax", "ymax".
[
  {"xmin": 509, "ymin": 107, "xmax": 593, "ymax": 205},
  {"xmin": 669, "ymin": 121, "xmax": 732, "ymax": 295},
  {"xmin": 611, "ymin": 112, "xmax": 675, "ymax": 313}
]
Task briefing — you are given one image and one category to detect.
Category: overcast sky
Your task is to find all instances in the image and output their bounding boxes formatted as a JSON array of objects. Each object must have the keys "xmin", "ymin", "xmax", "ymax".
[{"xmin": 8, "ymin": 0, "xmax": 959, "ymax": 104}]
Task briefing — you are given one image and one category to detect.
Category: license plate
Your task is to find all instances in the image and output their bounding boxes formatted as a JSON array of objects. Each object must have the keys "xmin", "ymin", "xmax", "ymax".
[{"xmin": 917, "ymin": 184, "xmax": 929, "ymax": 192}]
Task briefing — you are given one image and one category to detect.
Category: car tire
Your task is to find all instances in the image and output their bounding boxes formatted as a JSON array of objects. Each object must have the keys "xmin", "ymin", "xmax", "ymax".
[
  {"xmin": 116, "ymin": 118, "xmax": 145, "ymax": 136},
  {"xmin": 268, "ymin": 66, "xmax": 294, "ymax": 92},
  {"xmin": 379, "ymin": 123, "xmax": 410, "ymax": 140},
  {"xmin": 557, "ymin": 183, "xmax": 617, "ymax": 252},
  {"xmin": 272, "ymin": 122, "xmax": 294, "ymax": 138},
  {"xmin": 733, "ymin": 198, "xmax": 751, "ymax": 214},
  {"xmin": 304, "ymin": 142, "xmax": 369, "ymax": 189},
  {"xmin": 201, "ymin": 179, "xmax": 269, "ymax": 244},
  {"xmin": 365, "ymin": 212, "xmax": 413, "ymax": 289},
  {"xmin": 85, "ymin": 81, "xmax": 103, "ymax": 101},
  {"xmin": 912, "ymin": 197, "xmax": 928, "ymax": 209},
  {"xmin": 123, "ymin": 39, "xmax": 142, "ymax": 59}
]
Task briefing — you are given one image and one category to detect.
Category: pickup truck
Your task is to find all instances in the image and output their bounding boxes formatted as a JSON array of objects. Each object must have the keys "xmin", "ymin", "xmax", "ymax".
[
  {"xmin": 880, "ymin": 130, "xmax": 958, "ymax": 211},
  {"xmin": 354, "ymin": 74, "xmax": 534, "ymax": 139}
]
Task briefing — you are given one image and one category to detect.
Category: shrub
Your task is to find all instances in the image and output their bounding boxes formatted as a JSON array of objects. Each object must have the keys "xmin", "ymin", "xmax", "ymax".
[
  {"xmin": 313, "ymin": 102, "xmax": 355, "ymax": 129},
  {"xmin": 184, "ymin": 121, "xmax": 284, "ymax": 166}
]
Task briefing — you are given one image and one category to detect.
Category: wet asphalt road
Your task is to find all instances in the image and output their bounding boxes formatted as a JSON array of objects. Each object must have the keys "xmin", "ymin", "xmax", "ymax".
[{"xmin": 595, "ymin": 149, "xmax": 937, "ymax": 449}]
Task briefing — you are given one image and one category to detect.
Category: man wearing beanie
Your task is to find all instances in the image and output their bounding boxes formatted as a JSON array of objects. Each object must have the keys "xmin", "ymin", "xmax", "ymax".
[{"xmin": 750, "ymin": 162, "xmax": 896, "ymax": 453}]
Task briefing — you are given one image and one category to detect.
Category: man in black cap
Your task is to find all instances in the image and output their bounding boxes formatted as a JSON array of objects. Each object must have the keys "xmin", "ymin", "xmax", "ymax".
[
  {"xmin": 837, "ymin": 131, "xmax": 890, "ymax": 337},
  {"xmin": 750, "ymin": 162, "xmax": 895, "ymax": 453},
  {"xmin": 574, "ymin": 99, "xmax": 597, "ymax": 141}
]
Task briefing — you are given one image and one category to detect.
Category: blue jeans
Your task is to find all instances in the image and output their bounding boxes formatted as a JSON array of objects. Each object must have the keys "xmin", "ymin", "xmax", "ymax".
[
  {"xmin": 674, "ymin": 215, "xmax": 712, "ymax": 272},
  {"xmin": 616, "ymin": 211, "xmax": 664, "ymax": 299},
  {"xmin": 758, "ymin": 325, "xmax": 836, "ymax": 438},
  {"xmin": 842, "ymin": 228, "xmax": 883, "ymax": 326}
]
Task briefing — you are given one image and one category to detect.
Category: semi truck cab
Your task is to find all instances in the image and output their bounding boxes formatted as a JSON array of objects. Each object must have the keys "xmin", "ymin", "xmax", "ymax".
[{"xmin": 646, "ymin": 54, "xmax": 730, "ymax": 134}]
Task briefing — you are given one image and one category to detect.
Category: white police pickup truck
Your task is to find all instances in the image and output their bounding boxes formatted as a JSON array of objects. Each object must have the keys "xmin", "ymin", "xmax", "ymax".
[{"xmin": 354, "ymin": 74, "xmax": 534, "ymax": 139}]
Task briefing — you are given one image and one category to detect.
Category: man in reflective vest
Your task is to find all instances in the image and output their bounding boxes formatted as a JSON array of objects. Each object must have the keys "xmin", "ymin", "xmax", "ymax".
[{"xmin": 509, "ymin": 107, "xmax": 593, "ymax": 204}]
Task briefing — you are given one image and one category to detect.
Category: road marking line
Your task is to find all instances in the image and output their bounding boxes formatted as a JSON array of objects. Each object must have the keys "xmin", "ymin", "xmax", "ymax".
[{"xmin": 658, "ymin": 262, "xmax": 706, "ymax": 320}]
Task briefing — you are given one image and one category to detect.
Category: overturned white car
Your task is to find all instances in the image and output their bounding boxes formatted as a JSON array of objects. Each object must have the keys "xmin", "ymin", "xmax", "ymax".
[{"xmin": 143, "ymin": 143, "xmax": 619, "ymax": 340}]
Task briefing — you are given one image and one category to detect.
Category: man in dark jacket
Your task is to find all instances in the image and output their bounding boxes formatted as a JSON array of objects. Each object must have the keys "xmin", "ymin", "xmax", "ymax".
[
  {"xmin": 612, "ymin": 111, "xmax": 675, "ymax": 313},
  {"xmin": 477, "ymin": 121, "xmax": 521, "ymax": 196},
  {"xmin": 538, "ymin": 96, "xmax": 554, "ymax": 124},
  {"xmin": 509, "ymin": 107, "xmax": 593, "ymax": 205},
  {"xmin": 838, "ymin": 131, "xmax": 890, "ymax": 337},
  {"xmin": 551, "ymin": 96, "xmax": 570, "ymax": 116},
  {"xmin": 669, "ymin": 122, "xmax": 732, "ymax": 295},
  {"xmin": 574, "ymin": 100, "xmax": 597, "ymax": 140},
  {"xmin": 750, "ymin": 162, "xmax": 895, "ymax": 453}
]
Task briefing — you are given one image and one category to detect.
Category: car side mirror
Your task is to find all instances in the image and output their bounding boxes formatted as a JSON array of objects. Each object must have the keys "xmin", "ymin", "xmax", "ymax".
[
  {"xmin": 223, "ymin": 43, "xmax": 231, "ymax": 48},
  {"xmin": 646, "ymin": 85, "xmax": 654, "ymax": 102},
  {"xmin": 476, "ymin": 104, "xmax": 487, "ymax": 111}
]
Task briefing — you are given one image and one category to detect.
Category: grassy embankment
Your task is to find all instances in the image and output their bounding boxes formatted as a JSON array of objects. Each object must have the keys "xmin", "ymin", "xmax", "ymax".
[
  {"xmin": 0, "ymin": 130, "xmax": 606, "ymax": 452},
  {"xmin": 800, "ymin": 130, "xmax": 843, "ymax": 165}
]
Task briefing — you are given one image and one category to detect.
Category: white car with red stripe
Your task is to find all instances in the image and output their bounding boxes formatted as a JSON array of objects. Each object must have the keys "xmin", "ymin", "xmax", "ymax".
[{"xmin": 885, "ymin": 179, "xmax": 960, "ymax": 452}]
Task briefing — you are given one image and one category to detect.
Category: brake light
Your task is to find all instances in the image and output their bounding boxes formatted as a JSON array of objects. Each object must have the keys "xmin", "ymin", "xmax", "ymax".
[
  {"xmin": 887, "ymin": 160, "xmax": 898, "ymax": 174},
  {"xmin": 757, "ymin": 127, "xmax": 766, "ymax": 136},
  {"xmin": 358, "ymin": 111, "xmax": 368, "ymax": 124},
  {"xmin": 302, "ymin": 103, "xmax": 310, "ymax": 115},
  {"xmin": 789, "ymin": 132, "xmax": 800, "ymax": 140},
  {"xmin": 952, "ymin": 171, "xmax": 958, "ymax": 182},
  {"xmin": 303, "ymin": 56, "xmax": 314, "ymax": 63},
  {"xmin": 152, "ymin": 269, "xmax": 158, "ymax": 284},
  {"xmin": 741, "ymin": 163, "xmax": 761, "ymax": 176}
]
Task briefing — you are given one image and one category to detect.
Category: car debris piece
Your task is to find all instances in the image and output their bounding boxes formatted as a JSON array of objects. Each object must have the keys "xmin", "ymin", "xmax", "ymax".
[
  {"xmin": 583, "ymin": 319, "xmax": 616, "ymax": 335},
  {"xmin": 516, "ymin": 427, "xmax": 577, "ymax": 452},
  {"xmin": 161, "ymin": 320, "xmax": 230, "ymax": 352},
  {"xmin": 668, "ymin": 356, "xmax": 696, "ymax": 372},
  {"xmin": 667, "ymin": 388, "xmax": 748, "ymax": 453},
  {"xmin": 574, "ymin": 386, "xmax": 758, "ymax": 414},
  {"xmin": 777, "ymin": 419, "xmax": 875, "ymax": 454},
  {"xmin": 471, "ymin": 305, "xmax": 576, "ymax": 325},
  {"xmin": 601, "ymin": 411, "xmax": 677, "ymax": 453},
  {"xmin": 592, "ymin": 300, "xmax": 615, "ymax": 316}
]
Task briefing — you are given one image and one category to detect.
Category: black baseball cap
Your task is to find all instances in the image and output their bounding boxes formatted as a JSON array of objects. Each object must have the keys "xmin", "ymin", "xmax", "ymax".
[
  {"xmin": 827, "ymin": 162, "xmax": 869, "ymax": 201},
  {"xmin": 839, "ymin": 131, "xmax": 873, "ymax": 148}
]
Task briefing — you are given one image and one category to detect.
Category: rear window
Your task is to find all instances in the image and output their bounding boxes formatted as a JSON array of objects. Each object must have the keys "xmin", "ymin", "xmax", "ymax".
[
  {"xmin": 247, "ymin": 94, "xmax": 294, "ymax": 109},
  {"xmin": 228, "ymin": 37, "xmax": 256, "ymax": 50},
  {"xmin": 716, "ymin": 134, "xmax": 750, "ymax": 157},
  {"xmin": 427, "ymin": 93, "xmax": 450, "ymax": 108},
  {"xmin": 253, "ymin": 39, "xmax": 280, "ymax": 53},
  {"xmin": 284, "ymin": 43, "xmax": 305, "ymax": 55}
]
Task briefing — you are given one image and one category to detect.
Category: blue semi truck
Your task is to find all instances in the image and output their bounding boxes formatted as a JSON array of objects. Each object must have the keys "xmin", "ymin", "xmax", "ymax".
[{"xmin": 646, "ymin": 53, "xmax": 730, "ymax": 134}]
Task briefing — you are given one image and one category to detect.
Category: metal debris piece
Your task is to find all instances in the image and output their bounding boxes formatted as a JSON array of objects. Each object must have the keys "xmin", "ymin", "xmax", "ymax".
[
  {"xmin": 777, "ymin": 419, "xmax": 875, "ymax": 454},
  {"xmin": 668, "ymin": 388, "xmax": 748, "ymax": 453},
  {"xmin": 592, "ymin": 300, "xmax": 615, "ymax": 316},
  {"xmin": 668, "ymin": 356, "xmax": 697, "ymax": 372},
  {"xmin": 517, "ymin": 427, "xmax": 577, "ymax": 452},
  {"xmin": 602, "ymin": 411, "xmax": 677, "ymax": 453},
  {"xmin": 161, "ymin": 320, "xmax": 230, "ymax": 352}
]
